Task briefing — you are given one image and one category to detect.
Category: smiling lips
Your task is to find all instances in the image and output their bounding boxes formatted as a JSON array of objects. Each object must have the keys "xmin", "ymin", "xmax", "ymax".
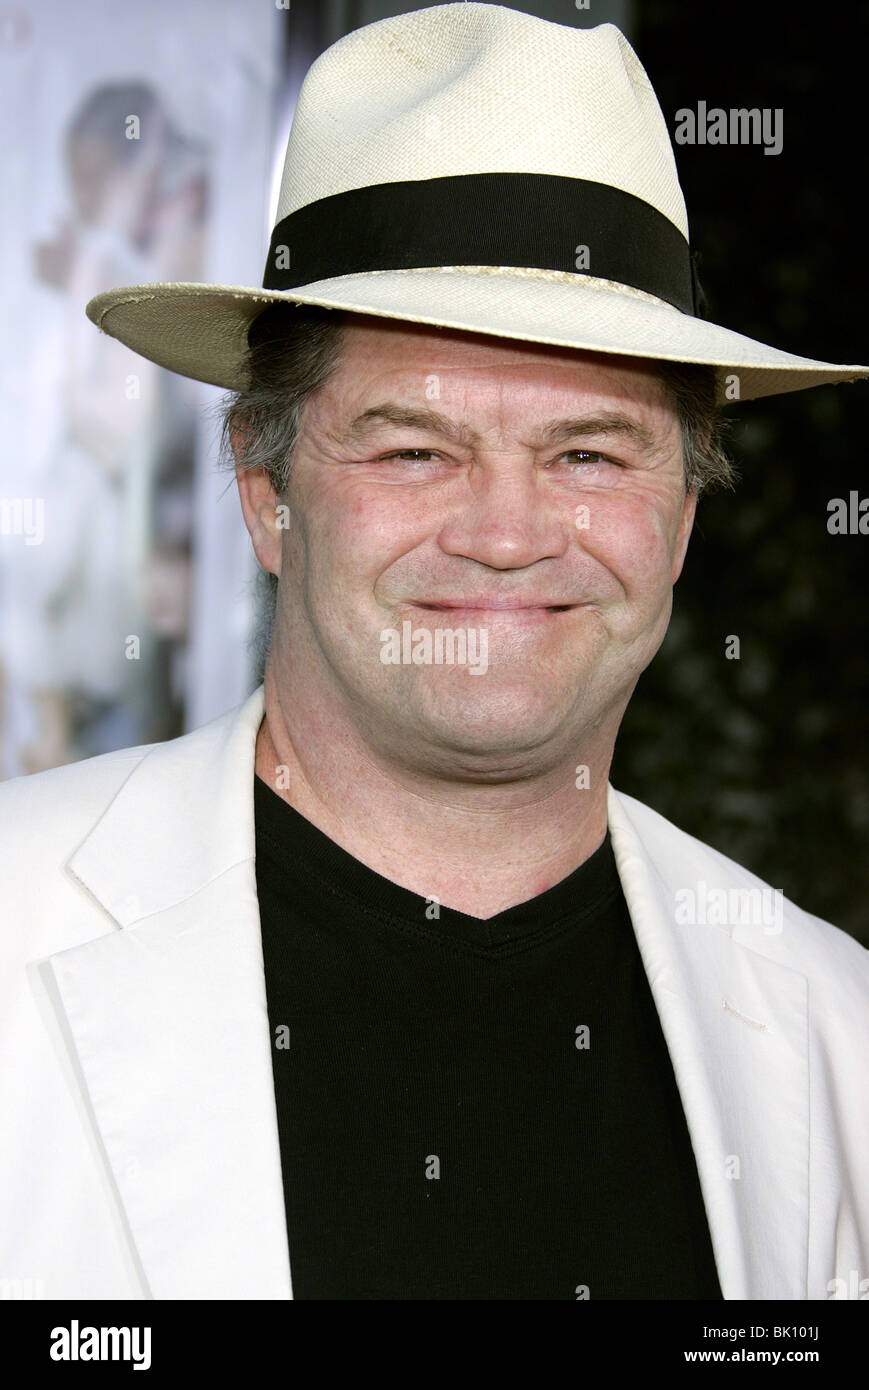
[
  {"xmin": 413, "ymin": 599, "xmax": 576, "ymax": 612},
  {"xmin": 405, "ymin": 597, "xmax": 575, "ymax": 614}
]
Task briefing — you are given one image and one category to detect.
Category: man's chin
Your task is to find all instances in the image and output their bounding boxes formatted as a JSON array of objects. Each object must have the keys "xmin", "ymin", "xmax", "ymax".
[{"xmin": 380, "ymin": 678, "xmax": 580, "ymax": 765}]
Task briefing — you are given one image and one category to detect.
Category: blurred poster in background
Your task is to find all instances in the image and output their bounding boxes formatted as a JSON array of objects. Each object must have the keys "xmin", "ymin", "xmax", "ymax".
[
  {"xmin": 0, "ymin": 0, "xmax": 626, "ymax": 779},
  {"xmin": 0, "ymin": 0, "xmax": 283, "ymax": 776}
]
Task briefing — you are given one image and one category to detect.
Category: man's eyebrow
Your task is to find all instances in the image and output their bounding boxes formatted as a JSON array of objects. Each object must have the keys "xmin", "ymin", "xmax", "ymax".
[
  {"xmin": 341, "ymin": 404, "xmax": 476, "ymax": 445},
  {"xmin": 339, "ymin": 403, "xmax": 661, "ymax": 452},
  {"xmin": 538, "ymin": 413, "xmax": 660, "ymax": 453}
]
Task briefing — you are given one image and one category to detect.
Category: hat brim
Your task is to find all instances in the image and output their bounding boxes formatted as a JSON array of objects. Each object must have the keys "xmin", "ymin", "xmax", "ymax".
[{"xmin": 86, "ymin": 266, "xmax": 869, "ymax": 405}]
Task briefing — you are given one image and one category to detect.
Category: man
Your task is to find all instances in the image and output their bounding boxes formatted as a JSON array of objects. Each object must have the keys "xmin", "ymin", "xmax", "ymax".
[{"xmin": 1, "ymin": 3, "xmax": 867, "ymax": 1300}]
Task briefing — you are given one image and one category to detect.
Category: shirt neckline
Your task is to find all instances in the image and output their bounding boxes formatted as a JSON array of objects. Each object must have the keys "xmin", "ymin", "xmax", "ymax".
[{"xmin": 254, "ymin": 773, "xmax": 623, "ymax": 950}]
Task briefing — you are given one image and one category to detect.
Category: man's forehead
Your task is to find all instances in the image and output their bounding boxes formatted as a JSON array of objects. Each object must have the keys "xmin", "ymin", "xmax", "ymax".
[
  {"xmin": 335, "ymin": 315, "xmax": 671, "ymax": 385},
  {"xmin": 315, "ymin": 325, "xmax": 677, "ymax": 448}
]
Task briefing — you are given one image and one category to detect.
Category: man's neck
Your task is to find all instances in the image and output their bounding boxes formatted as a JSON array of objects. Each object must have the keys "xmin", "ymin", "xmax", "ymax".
[{"xmin": 254, "ymin": 685, "xmax": 613, "ymax": 922}]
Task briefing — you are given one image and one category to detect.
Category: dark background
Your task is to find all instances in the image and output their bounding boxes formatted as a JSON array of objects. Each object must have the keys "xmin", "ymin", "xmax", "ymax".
[{"xmin": 613, "ymin": 1, "xmax": 869, "ymax": 941}]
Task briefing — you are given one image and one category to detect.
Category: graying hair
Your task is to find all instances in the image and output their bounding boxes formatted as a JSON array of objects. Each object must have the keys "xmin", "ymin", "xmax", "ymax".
[{"xmin": 216, "ymin": 301, "xmax": 736, "ymax": 673}]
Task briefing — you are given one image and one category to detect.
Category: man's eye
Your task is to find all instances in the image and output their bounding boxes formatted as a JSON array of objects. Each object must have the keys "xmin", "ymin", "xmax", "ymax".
[
  {"xmin": 380, "ymin": 449, "xmax": 441, "ymax": 462},
  {"xmin": 375, "ymin": 449, "xmax": 618, "ymax": 468},
  {"xmin": 555, "ymin": 450, "xmax": 617, "ymax": 468}
]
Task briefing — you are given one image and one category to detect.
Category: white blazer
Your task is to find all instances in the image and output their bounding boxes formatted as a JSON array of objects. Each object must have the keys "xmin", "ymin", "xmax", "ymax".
[{"xmin": 0, "ymin": 685, "xmax": 866, "ymax": 1301}]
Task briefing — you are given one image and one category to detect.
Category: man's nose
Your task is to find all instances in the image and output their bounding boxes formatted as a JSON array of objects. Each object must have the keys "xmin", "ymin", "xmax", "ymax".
[{"xmin": 436, "ymin": 459, "xmax": 571, "ymax": 570}]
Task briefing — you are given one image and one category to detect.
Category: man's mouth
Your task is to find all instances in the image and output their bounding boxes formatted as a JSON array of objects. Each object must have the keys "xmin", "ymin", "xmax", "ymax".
[{"xmin": 411, "ymin": 600, "xmax": 576, "ymax": 612}]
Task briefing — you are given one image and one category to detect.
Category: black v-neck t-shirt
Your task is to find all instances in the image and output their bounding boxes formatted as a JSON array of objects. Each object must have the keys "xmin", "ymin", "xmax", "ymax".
[{"xmin": 254, "ymin": 773, "xmax": 723, "ymax": 1300}]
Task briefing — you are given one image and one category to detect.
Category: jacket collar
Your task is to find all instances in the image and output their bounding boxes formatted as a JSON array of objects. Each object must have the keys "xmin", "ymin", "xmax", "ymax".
[
  {"xmin": 67, "ymin": 683, "xmax": 267, "ymax": 928},
  {"xmin": 44, "ymin": 686, "xmax": 807, "ymax": 1299}
]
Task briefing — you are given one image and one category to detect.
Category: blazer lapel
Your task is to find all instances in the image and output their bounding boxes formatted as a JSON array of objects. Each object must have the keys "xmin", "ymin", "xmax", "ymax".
[
  {"xmin": 607, "ymin": 785, "xmax": 810, "ymax": 1300},
  {"xmin": 42, "ymin": 684, "xmax": 293, "ymax": 1299}
]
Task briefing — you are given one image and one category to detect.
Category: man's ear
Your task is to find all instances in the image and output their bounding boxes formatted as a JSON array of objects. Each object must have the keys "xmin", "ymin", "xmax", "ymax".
[
  {"xmin": 671, "ymin": 485, "xmax": 699, "ymax": 584},
  {"xmin": 233, "ymin": 426, "xmax": 283, "ymax": 577}
]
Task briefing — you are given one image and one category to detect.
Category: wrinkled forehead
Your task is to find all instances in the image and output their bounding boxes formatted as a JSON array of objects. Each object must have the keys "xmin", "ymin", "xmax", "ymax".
[{"xmin": 311, "ymin": 316, "xmax": 680, "ymax": 439}]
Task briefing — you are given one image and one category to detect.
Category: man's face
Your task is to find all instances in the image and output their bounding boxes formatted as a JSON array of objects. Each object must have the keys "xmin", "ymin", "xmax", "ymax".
[{"xmin": 258, "ymin": 316, "xmax": 697, "ymax": 776}]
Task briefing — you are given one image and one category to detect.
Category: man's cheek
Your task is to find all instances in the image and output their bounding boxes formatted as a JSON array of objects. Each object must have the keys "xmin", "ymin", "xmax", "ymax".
[
  {"xmin": 584, "ymin": 516, "xmax": 666, "ymax": 596},
  {"xmin": 628, "ymin": 531, "xmax": 671, "ymax": 591},
  {"xmin": 305, "ymin": 521, "xmax": 386, "ymax": 615},
  {"xmin": 305, "ymin": 510, "xmax": 359, "ymax": 574}
]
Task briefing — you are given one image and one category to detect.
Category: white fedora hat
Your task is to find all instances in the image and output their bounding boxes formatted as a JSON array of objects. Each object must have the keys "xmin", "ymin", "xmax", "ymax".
[{"xmin": 85, "ymin": 1, "xmax": 868, "ymax": 404}]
